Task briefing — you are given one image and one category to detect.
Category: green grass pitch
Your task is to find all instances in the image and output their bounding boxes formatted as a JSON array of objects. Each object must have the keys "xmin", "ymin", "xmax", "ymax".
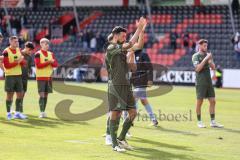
[{"xmin": 0, "ymin": 80, "xmax": 239, "ymax": 160}]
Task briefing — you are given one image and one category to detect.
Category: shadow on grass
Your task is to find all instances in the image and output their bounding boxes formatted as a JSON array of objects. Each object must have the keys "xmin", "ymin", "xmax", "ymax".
[
  {"xmin": 217, "ymin": 127, "xmax": 240, "ymax": 134},
  {"xmin": 130, "ymin": 137, "xmax": 193, "ymax": 151},
  {"xmin": 123, "ymin": 147, "xmax": 205, "ymax": 160},
  {"xmin": 27, "ymin": 115, "xmax": 89, "ymax": 125},
  {"xmin": 0, "ymin": 115, "xmax": 89, "ymax": 129},
  {"xmin": 124, "ymin": 137, "xmax": 204, "ymax": 160},
  {"xmin": 0, "ymin": 117, "xmax": 37, "ymax": 128},
  {"xmin": 136, "ymin": 125, "xmax": 198, "ymax": 136}
]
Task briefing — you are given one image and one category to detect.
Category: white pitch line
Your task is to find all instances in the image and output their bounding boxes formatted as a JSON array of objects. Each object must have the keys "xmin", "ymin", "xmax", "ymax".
[{"xmin": 64, "ymin": 140, "xmax": 90, "ymax": 144}]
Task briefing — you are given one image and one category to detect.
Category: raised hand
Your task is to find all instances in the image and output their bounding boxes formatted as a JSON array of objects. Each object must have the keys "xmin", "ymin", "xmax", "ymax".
[
  {"xmin": 137, "ymin": 17, "xmax": 146, "ymax": 28},
  {"xmin": 135, "ymin": 20, "xmax": 139, "ymax": 28},
  {"xmin": 142, "ymin": 19, "xmax": 147, "ymax": 31}
]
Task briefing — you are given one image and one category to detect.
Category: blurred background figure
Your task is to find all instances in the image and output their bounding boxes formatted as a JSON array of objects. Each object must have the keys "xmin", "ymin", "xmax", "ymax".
[
  {"xmin": 215, "ymin": 65, "xmax": 223, "ymax": 88},
  {"xmin": 232, "ymin": 32, "xmax": 240, "ymax": 61},
  {"xmin": 170, "ymin": 31, "xmax": 177, "ymax": 50},
  {"xmin": 0, "ymin": 32, "xmax": 3, "ymax": 44}
]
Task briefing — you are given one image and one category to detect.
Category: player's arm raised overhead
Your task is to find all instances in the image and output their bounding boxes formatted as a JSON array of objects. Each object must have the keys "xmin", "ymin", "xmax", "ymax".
[
  {"xmin": 192, "ymin": 53, "xmax": 212, "ymax": 73},
  {"xmin": 122, "ymin": 17, "xmax": 146, "ymax": 51},
  {"xmin": 130, "ymin": 20, "xmax": 147, "ymax": 51}
]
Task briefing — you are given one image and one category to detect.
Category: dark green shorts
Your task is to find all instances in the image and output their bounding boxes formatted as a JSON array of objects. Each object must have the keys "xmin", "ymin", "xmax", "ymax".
[
  {"xmin": 37, "ymin": 80, "xmax": 53, "ymax": 93},
  {"xmin": 5, "ymin": 75, "xmax": 23, "ymax": 92},
  {"xmin": 196, "ymin": 85, "xmax": 215, "ymax": 99},
  {"xmin": 22, "ymin": 78, "xmax": 28, "ymax": 92},
  {"xmin": 108, "ymin": 83, "xmax": 136, "ymax": 111}
]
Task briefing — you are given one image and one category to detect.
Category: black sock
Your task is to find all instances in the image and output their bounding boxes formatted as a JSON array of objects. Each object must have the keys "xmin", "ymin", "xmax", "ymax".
[
  {"xmin": 109, "ymin": 118, "xmax": 120, "ymax": 148},
  {"xmin": 20, "ymin": 99, "xmax": 24, "ymax": 113},
  {"xmin": 118, "ymin": 117, "xmax": 133, "ymax": 141},
  {"xmin": 197, "ymin": 114, "xmax": 201, "ymax": 121},
  {"xmin": 106, "ymin": 116, "xmax": 110, "ymax": 135},
  {"xmin": 210, "ymin": 114, "xmax": 215, "ymax": 121},
  {"xmin": 15, "ymin": 99, "xmax": 22, "ymax": 112},
  {"xmin": 6, "ymin": 100, "xmax": 13, "ymax": 113},
  {"xmin": 43, "ymin": 97, "xmax": 48, "ymax": 112},
  {"xmin": 39, "ymin": 97, "xmax": 45, "ymax": 112}
]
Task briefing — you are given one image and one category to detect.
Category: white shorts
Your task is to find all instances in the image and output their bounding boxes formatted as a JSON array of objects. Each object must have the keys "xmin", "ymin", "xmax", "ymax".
[{"xmin": 133, "ymin": 87, "xmax": 147, "ymax": 99}]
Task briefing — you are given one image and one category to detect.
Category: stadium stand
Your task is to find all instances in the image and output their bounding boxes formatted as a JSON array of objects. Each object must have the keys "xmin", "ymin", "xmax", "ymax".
[{"xmin": 0, "ymin": 5, "xmax": 239, "ymax": 69}]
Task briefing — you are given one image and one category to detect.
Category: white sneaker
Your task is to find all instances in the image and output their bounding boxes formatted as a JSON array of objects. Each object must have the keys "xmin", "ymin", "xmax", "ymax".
[
  {"xmin": 105, "ymin": 134, "xmax": 112, "ymax": 146},
  {"xmin": 7, "ymin": 112, "xmax": 13, "ymax": 120},
  {"xmin": 113, "ymin": 145, "xmax": 126, "ymax": 152},
  {"xmin": 39, "ymin": 112, "xmax": 47, "ymax": 118},
  {"xmin": 117, "ymin": 139, "xmax": 134, "ymax": 150},
  {"xmin": 197, "ymin": 121, "xmax": 206, "ymax": 128},
  {"xmin": 210, "ymin": 120, "xmax": 224, "ymax": 128},
  {"xmin": 13, "ymin": 112, "xmax": 28, "ymax": 119}
]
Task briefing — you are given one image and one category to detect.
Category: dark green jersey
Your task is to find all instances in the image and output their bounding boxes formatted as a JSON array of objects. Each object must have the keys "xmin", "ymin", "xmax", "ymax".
[
  {"xmin": 192, "ymin": 52, "xmax": 212, "ymax": 86},
  {"xmin": 105, "ymin": 43, "xmax": 129, "ymax": 85},
  {"xmin": 22, "ymin": 52, "xmax": 32, "ymax": 79}
]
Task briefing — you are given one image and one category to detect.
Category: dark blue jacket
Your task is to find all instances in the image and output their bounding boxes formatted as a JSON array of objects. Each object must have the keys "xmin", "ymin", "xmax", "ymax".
[{"xmin": 131, "ymin": 50, "xmax": 153, "ymax": 88}]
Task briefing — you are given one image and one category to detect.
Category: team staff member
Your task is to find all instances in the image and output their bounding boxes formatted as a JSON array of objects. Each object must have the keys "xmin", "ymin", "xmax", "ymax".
[
  {"xmin": 2, "ymin": 36, "xmax": 27, "ymax": 120},
  {"xmin": 34, "ymin": 38, "xmax": 58, "ymax": 118}
]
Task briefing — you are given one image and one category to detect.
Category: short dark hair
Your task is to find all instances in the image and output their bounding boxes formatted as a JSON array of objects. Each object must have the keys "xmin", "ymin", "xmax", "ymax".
[
  {"xmin": 198, "ymin": 39, "xmax": 208, "ymax": 45},
  {"xmin": 25, "ymin": 41, "xmax": 34, "ymax": 50},
  {"xmin": 111, "ymin": 26, "xmax": 127, "ymax": 34},
  {"xmin": 9, "ymin": 36, "xmax": 18, "ymax": 41}
]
